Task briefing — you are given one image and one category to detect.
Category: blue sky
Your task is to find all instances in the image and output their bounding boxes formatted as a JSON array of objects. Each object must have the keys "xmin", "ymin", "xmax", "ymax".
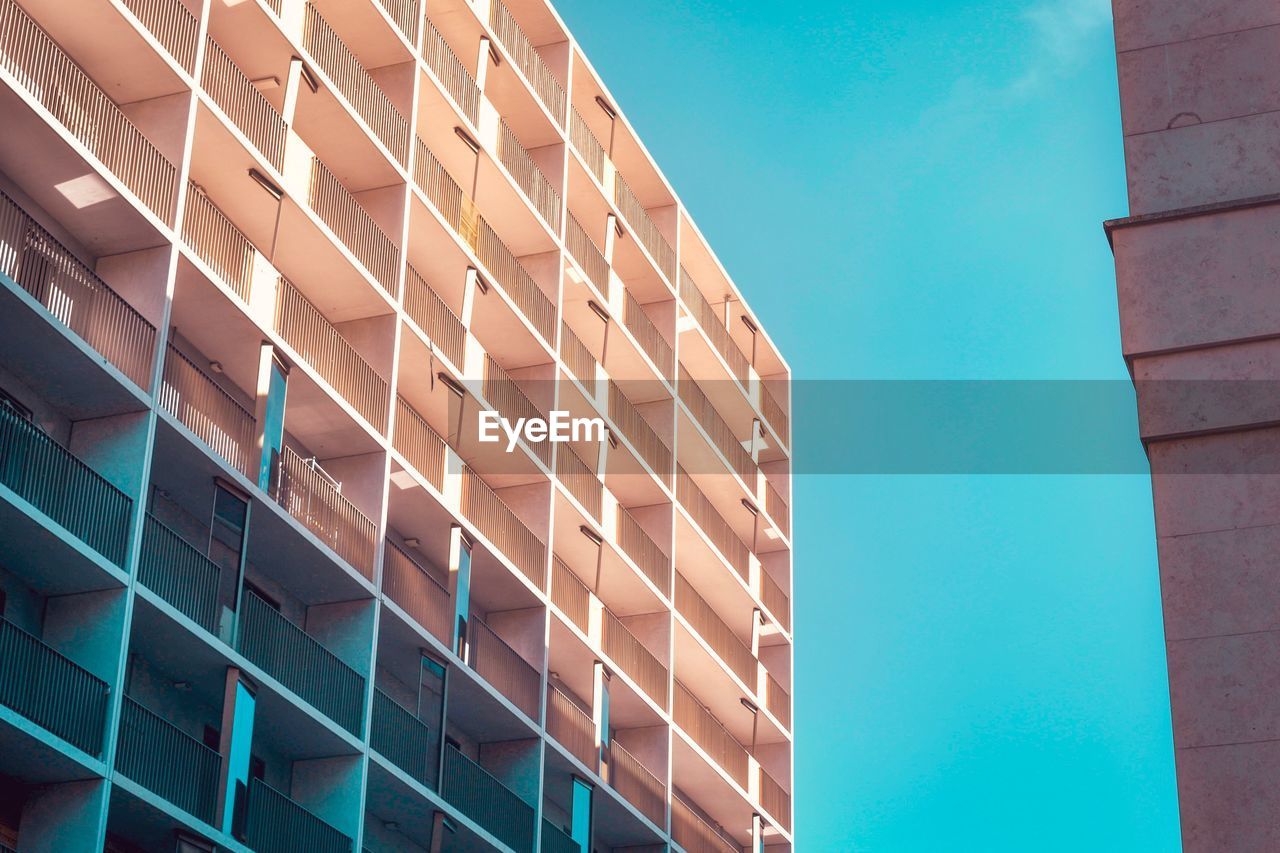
[{"xmin": 553, "ymin": 0, "xmax": 1181, "ymax": 849}]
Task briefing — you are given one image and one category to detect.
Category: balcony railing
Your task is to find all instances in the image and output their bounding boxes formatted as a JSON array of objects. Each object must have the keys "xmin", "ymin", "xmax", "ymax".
[
  {"xmin": 482, "ymin": 354, "xmax": 551, "ymax": 468},
  {"xmin": 541, "ymin": 819, "xmax": 577, "ymax": 853},
  {"xmin": 413, "ymin": 138, "xmax": 472, "ymax": 243},
  {"xmin": 371, "ymin": 688, "xmax": 432, "ymax": 787},
  {"xmin": 622, "ymin": 289, "xmax": 673, "ymax": 379},
  {"xmin": 498, "ymin": 118, "xmax": 560, "ymax": 228},
  {"xmin": 764, "ymin": 479, "xmax": 789, "ymax": 540},
  {"xmin": 139, "ymin": 513, "xmax": 221, "ymax": 633},
  {"xmin": 675, "ymin": 469, "xmax": 748, "ymax": 581},
  {"xmin": 608, "ymin": 383, "xmax": 671, "ymax": 486},
  {"xmin": 671, "ymin": 795, "xmax": 740, "ymax": 853},
  {"xmin": 677, "ymin": 367, "xmax": 756, "ymax": 486},
  {"xmin": 760, "ymin": 569, "xmax": 789, "ymax": 634},
  {"xmin": 376, "ymin": 0, "xmax": 419, "ymax": 43},
  {"xmin": 237, "ymin": 588, "xmax": 366, "ymax": 736},
  {"xmin": 475, "ymin": 218, "xmax": 556, "ymax": 344},
  {"xmin": 461, "ymin": 466, "xmax": 547, "ymax": 590},
  {"xmin": 467, "ymin": 616, "xmax": 540, "ymax": 721},
  {"xmin": 550, "ymin": 556, "xmax": 589, "ymax": 633},
  {"xmin": 556, "ymin": 443, "xmax": 601, "ymax": 521},
  {"xmin": 116, "ymin": 696, "xmax": 221, "ymax": 824},
  {"xmin": 0, "ymin": 401, "xmax": 132, "ymax": 567},
  {"xmin": 421, "ymin": 17, "xmax": 478, "ymax": 124},
  {"xmin": 244, "ymin": 777, "xmax": 353, "ymax": 853},
  {"xmin": 764, "ymin": 670, "xmax": 790, "ymax": 732},
  {"xmin": 0, "ymin": 615, "xmax": 108, "ymax": 756},
  {"xmin": 403, "ymin": 264, "xmax": 465, "ymax": 367},
  {"xmin": 614, "ymin": 175, "xmax": 675, "ymax": 283},
  {"xmin": 559, "ymin": 321, "xmax": 596, "ymax": 387},
  {"xmin": 607, "ymin": 740, "xmax": 665, "ymax": 828},
  {"xmin": 547, "ymin": 684, "xmax": 596, "ymax": 771},
  {"xmin": 274, "ymin": 276, "xmax": 389, "ymax": 433},
  {"xmin": 564, "ymin": 212, "xmax": 608, "ymax": 294},
  {"xmin": 160, "ymin": 344, "xmax": 257, "ymax": 478},
  {"xmin": 442, "ymin": 745, "xmax": 534, "ymax": 853},
  {"xmin": 601, "ymin": 607, "xmax": 667, "ymax": 709},
  {"xmin": 679, "ymin": 268, "xmax": 749, "ymax": 384},
  {"xmin": 181, "ymin": 185, "xmax": 255, "ymax": 303},
  {"xmin": 489, "ymin": 0, "xmax": 566, "ymax": 124},
  {"xmin": 0, "ymin": 188, "xmax": 157, "ymax": 389},
  {"xmin": 272, "ymin": 446, "xmax": 378, "ymax": 579},
  {"xmin": 759, "ymin": 767, "xmax": 792, "ymax": 833},
  {"xmin": 303, "ymin": 3, "xmax": 408, "ymax": 163},
  {"xmin": 392, "ymin": 396, "xmax": 446, "ymax": 491},
  {"xmin": 675, "ymin": 572, "xmax": 755, "ymax": 688},
  {"xmin": 616, "ymin": 504, "xmax": 671, "ymax": 596},
  {"xmin": 122, "ymin": 0, "xmax": 198, "ymax": 72},
  {"xmin": 0, "ymin": 0, "xmax": 177, "ymax": 220},
  {"xmin": 202, "ymin": 37, "xmax": 287, "ymax": 169},
  {"xmin": 382, "ymin": 539, "xmax": 452, "ymax": 645},
  {"xmin": 760, "ymin": 382, "xmax": 788, "ymax": 446},
  {"xmin": 673, "ymin": 681, "xmax": 749, "ymax": 789},
  {"xmin": 569, "ymin": 108, "xmax": 606, "ymax": 183},
  {"xmin": 306, "ymin": 156, "xmax": 400, "ymax": 297}
]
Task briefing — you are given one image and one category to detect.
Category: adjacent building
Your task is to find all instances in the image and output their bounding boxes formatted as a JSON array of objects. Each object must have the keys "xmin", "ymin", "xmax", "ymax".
[
  {"xmin": 0, "ymin": 0, "xmax": 794, "ymax": 850},
  {"xmin": 1108, "ymin": 2, "xmax": 1280, "ymax": 849}
]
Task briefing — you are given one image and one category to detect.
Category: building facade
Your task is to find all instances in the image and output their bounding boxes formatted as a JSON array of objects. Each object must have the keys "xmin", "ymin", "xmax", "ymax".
[
  {"xmin": 1108, "ymin": 2, "xmax": 1280, "ymax": 849},
  {"xmin": 0, "ymin": 0, "xmax": 794, "ymax": 850}
]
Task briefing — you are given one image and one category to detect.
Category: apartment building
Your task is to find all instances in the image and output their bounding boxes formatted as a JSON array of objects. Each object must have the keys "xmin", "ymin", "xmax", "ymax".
[
  {"xmin": 0, "ymin": 0, "xmax": 793, "ymax": 851},
  {"xmin": 1107, "ymin": 2, "xmax": 1280, "ymax": 850}
]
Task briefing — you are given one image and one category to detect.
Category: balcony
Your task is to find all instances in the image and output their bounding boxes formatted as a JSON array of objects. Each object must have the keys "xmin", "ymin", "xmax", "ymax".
[
  {"xmin": 606, "ymin": 740, "xmax": 666, "ymax": 829},
  {"xmin": 181, "ymin": 184, "xmax": 258, "ymax": 305},
  {"xmin": 461, "ymin": 465, "xmax": 547, "ymax": 588},
  {"xmin": 760, "ymin": 382, "xmax": 789, "ymax": 447},
  {"xmin": 609, "ymin": 383, "xmax": 672, "ymax": 487},
  {"xmin": 764, "ymin": 671, "xmax": 791, "ymax": 733},
  {"xmin": 760, "ymin": 569, "xmax": 790, "ymax": 634},
  {"xmin": 201, "ymin": 36, "xmax": 287, "ymax": 170},
  {"xmin": 764, "ymin": 479, "xmax": 789, "ymax": 541},
  {"xmin": 546, "ymin": 684, "xmax": 595, "ymax": 771},
  {"xmin": 237, "ymin": 588, "xmax": 366, "ymax": 736},
  {"xmin": 559, "ymin": 320, "xmax": 596, "ymax": 388},
  {"xmin": 370, "ymin": 688, "xmax": 433, "ymax": 787},
  {"xmin": 676, "ymin": 468, "xmax": 748, "ymax": 583},
  {"xmin": 305, "ymin": 156, "xmax": 401, "ymax": 298},
  {"xmin": 138, "ymin": 512, "xmax": 221, "ymax": 634},
  {"xmin": 614, "ymin": 175, "xmax": 676, "ymax": 285},
  {"xmin": 0, "ymin": 188, "xmax": 157, "ymax": 391},
  {"xmin": 0, "ymin": 402, "xmax": 132, "ymax": 568},
  {"xmin": 616, "ymin": 503, "xmax": 671, "ymax": 597},
  {"xmin": 441, "ymin": 744, "xmax": 535, "ymax": 852},
  {"xmin": 271, "ymin": 445, "xmax": 378, "ymax": 580},
  {"xmin": 673, "ymin": 680, "xmax": 748, "ymax": 790},
  {"xmin": 498, "ymin": 118, "xmax": 560, "ymax": 230},
  {"xmin": 565, "ymin": 211, "xmax": 608, "ymax": 295},
  {"xmin": 678, "ymin": 367, "xmax": 756, "ymax": 487},
  {"xmin": 467, "ymin": 616, "xmax": 540, "ymax": 721},
  {"xmin": 403, "ymin": 264, "xmax": 465, "ymax": 368},
  {"xmin": 679, "ymin": 269, "xmax": 748, "ymax": 386},
  {"xmin": 541, "ymin": 819, "xmax": 577, "ymax": 853},
  {"xmin": 115, "ymin": 696, "xmax": 221, "ymax": 825},
  {"xmin": 381, "ymin": 538, "xmax": 452, "ymax": 646},
  {"xmin": 487, "ymin": 0, "xmax": 566, "ymax": 125},
  {"xmin": 671, "ymin": 795, "xmax": 739, "ymax": 853},
  {"xmin": 622, "ymin": 289, "xmax": 673, "ymax": 379},
  {"xmin": 421, "ymin": 17, "xmax": 479, "ymax": 125},
  {"xmin": 550, "ymin": 556, "xmax": 589, "ymax": 633},
  {"xmin": 159, "ymin": 344, "xmax": 257, "ymax": 479},
  {"xmin": 375, "ymin": 0, "xmax": 419, "ymax": 43},
  {"xmin": 760, "ymin": 766, "xmax": 791, "ymax": 833},
  {"xmin": 601, "ymin": 607, "xmax": 668, "ymax": 710},
  {"xmin": 555, "ymin": 443, "xmax": 601, "ymax": 522},
  {"xmin": 0, "ymin": 615, "xmax": 108, "ymax": 757},
  {"xmin": 244, "ymin": 776, "xmax": 353, "ymax": 853},
  {"xmin": 569, "ymin": 108, "xmax": 606, "ymax": 185},
  {"xmin": 122, "ymin": 0, "xmax": 199, "ymax": 73},
  {"xmin": 674, "ymin": 573, "xmax": 754, "ymax": 689},
  {"xmin": 0, "ymin": 0, "xmax": 177, "ymax": 221}
]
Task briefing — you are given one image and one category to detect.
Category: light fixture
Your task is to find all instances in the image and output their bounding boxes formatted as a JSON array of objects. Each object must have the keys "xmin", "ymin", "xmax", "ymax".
[
  {"xmin": 209, "ymin": 361, "xmax": 224, "ymax": 374},
  {"xmin": 404, "ymin": 537, "xmax": 420, "ymax": 548},
  {"xmin": 587, "ymin": 300, "xmax": 610, "ymax": 322},
  {"xmin": 248, "ymin": 168, "xmax": 283, "ymax": 201},
  {"xmin": 251, "ymin": 75, "xmax": 280, "ymax": 92},
  {"xmin": 579, "ymin": 525, "xmax": 603, "ymax": 546},
  {"xmin": 436, "ymin": 371, "xmax": 467, "ymax": 397},
  {"xmin": 594, "ymin": 96, "xmax": 617, "ymax": 119},
  {"xmin": 453, "ymin": 127, "xmax": 480, "ymax": 153}
]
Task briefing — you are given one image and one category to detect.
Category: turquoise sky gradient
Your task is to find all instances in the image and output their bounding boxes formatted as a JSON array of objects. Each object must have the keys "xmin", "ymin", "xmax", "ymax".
[{"xmin": 553, "ymin": 0, "xmax": 1181, "ymax": 849}]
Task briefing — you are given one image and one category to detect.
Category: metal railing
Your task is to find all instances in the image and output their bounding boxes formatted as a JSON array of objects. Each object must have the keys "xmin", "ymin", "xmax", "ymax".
[
  {"xmin": 559, "ymin": 320, "xmax": 596, "ymax": 386},
  {"xmin": 403, "ymin": 264, "xmax": 464, "ymax": 367},
  {"xmin": 622, "ymin": 289, "xmax": 673, "ymax": 378},
  {"xmin": 307, "ymin": 156, "xmax": 400, "ymax": 296},
  {"xmin": 122, "ymin": 0, "xmax": 198, "ymax": 72},
  {"xmin": 482, "ymin": 354, "xmax": 551, "ymax": 467},
  {"xmin": 675, "ymin": 467, "xmax": 748, "ymax": 581},
  {"xmin": 675, "ymin": 572, "xmax": 755, "ymax": 688},
  {"xmin": 475, "ymin": 218, "xmax": 556, "ymax": 344},
  {"xmin": 608, "ymin": 383, "xmax": 671, "ymax": 486},
  {"xmin": 160, "ymin": 344, "xmax": 257, "ymax": 478},
  {"xmin": 614, "ymin": 175, "xmax": 675, "ymax": 283},
  {"xmin": 116, "ymin": 696, "xmax": 221, "ymax": 824},
  {"xmin": 244, "ymin": 777, "xmax": 352, "ymax": 853},
  {"xmin": 764, "ymin": 478, "xmax": 789, "ymax": 540},
  {"xmin": 271, "ymin": 445, "xmax": 378, "ymax": 579},
  {"xmin": 547, "ymin": 684, "xmax": 596, "ymax": 771},
  {"xmin": 468, "ymin": 617, "xmax": 540, "ymax": 721},
  {"xmin": 0, "ymin": 0, "xmax": 177, "ymax": 220},
  {"xmin": 274, "ymin": 275, "xmax": 389, "ymax": 433},
  {"xmin": 461, "ymin": 465, "xmax": 547, "ymax": 589},
  {"xmin": 382, "ymin": 539, "xmax": 452, "ymax": 645},
  {"xmin": 677, "ymin": 366, "xmax": 756, "ymax": 486},
  {"xmin": 303, "ymin": 3, "xmax": 408, "ymax": 163},
  {"xmin": 671, "ymin": 795, "xmax": 740, "ymax": 853},
  {"xmin": 421, "ymin": 17, "xmax": 478, "ymax": 124},
  {"xmin": 765, "ymin": 670, "xmax": 791, "ymax": 731},
  {"xmin": 760, "ymin": 569, "xmax": 790, "ymax": 633},
  {"xmin": 376, "ymin": 0, "xmax": 419, "ymax": 42},
  {"xmin": 499, "ymin": 118, "xmax": 560, "ymax": 228},
  {"xmin": 412, "ymin": 137, "xmax": 470, "ymax": 242},
  {"xmin": 0, "ymin": 402, "xmax": 131, "ymax": 567},
  {"xmin": 237, "ymin": 589, "xmax": 366, "ymax": 736},
  {"xmin": 759, "ymin": 767, "xmax": 792, "ymax": 832},
  {"xmin": 673, "ymin": 680, "xmax": 749, "ymax": 789},
  {"xmin": 564, "ymin": 212, "xmax": 608, "ymax": 293},
  {"xmin": 489, "ymin": 0, "xmax": 565, "ymax": 124},
  {"xmin": 556, "ymin": 443, "xmax": 601, "ymax": 521},
  {"xmin": 616, "ymin": 503, "xmax": 671, "ymax": 596},
  {"xmin": 0, "ymin": 188, "xmax": 156, "ymax": 389},
  {"xmin": 201, "ymin": 36, "xmax": 286, "ymax": 169},
  {"xmin": 601, "ymin": 607, "xmax": 667, "ymax": 709},
  {"xmin": 679, "ymin": 268, "xmax": 749, "ymax": 383},
  {"xmin": 441, "ymin": 745, "xmax": 534, "ymax": 852},
  {"xmin": 550, "ymin": 556, "xmax": 589, "ymax": 633},
  {"xmin": 181, "ymin": 184, "xmax": 255, "ymax": 303},
  {"xmin": 392, "ymin": 396, "xmax": 446, "ymax": 491},
  {"xmin": 569, "ymin": 107, "xmax": 606, "ymax": 183},
  {"xmin": 608, "ymin": 740, "xmax": 665, "ymax": 828},
  {"xmin": 760, "ymin": 381, "xmax": 788, "ymax": 446},
  {"xmin": 0, "ymin": 616, "xmax": 108, "ymax": 756},
  {"xmin": 138, "ymin": 512, "xmax": 221, "ymax": 633},
  {"xmin": 371, "ymin": 688, "xmax": 432, "ymax": 787},
  {"xmin": 541, "ymin": 819, "xmax": 578, "ymax": 853}
]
